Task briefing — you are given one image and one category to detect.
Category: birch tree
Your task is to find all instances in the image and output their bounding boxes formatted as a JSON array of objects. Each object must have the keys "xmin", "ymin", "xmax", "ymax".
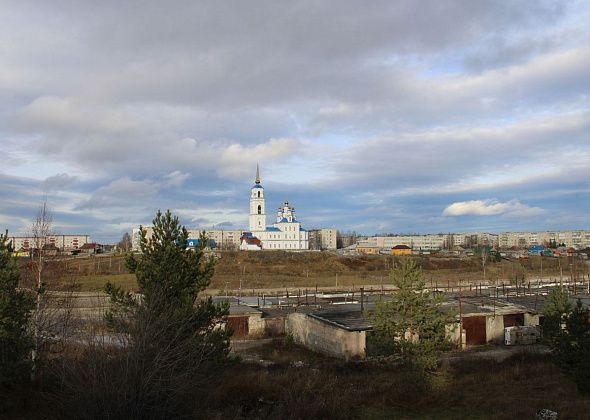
[{"xmin": 26, "ymin": 201, "xmax": 75, "ymax": 379}]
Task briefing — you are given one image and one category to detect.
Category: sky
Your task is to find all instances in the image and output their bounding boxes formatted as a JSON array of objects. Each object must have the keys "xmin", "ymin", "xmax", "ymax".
[{"xmin": 1, "ymin": 0, "xmax": 589, "ymax": 243}]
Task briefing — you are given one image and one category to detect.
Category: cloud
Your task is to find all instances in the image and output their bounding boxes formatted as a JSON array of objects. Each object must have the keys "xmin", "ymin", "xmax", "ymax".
[
  {"xmin": 1, "ymin": 1, "xmax": 589, "ymax": 240},
  {"xmin": 42, "ymin": 173, "xmax": 77, "ymax": 191},
  {"xmin": 75, "ymin": 177, "xmax": 158, "ymax": 210},
  {"xmin": 163, "ymin": 171, "xmax": 190, "ymax": 187},
  {"xmin": 442, "ymin": 200, "xmax": 545, "ymax": 217}
]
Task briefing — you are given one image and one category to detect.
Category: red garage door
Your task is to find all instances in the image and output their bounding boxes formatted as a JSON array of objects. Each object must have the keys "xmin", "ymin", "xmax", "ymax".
[
  {"xmin": 228, "ymin": 316, "xmax": 249, "ymax": 337},
  {"xmin": 462, "ymin": 316, "xmax": 486, "ymax": 345}
]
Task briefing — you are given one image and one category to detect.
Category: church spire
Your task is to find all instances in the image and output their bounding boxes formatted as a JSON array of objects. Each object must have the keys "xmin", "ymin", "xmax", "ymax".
[{"xmin": 255, "ymin": 163, "xmax": 260, "ymax": 184}]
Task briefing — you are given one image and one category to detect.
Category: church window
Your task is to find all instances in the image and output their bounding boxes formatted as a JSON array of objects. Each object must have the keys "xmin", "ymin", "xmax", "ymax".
[
  {"xmin": 257, "ymin": 191, "xmax": 261, "ymax": 198},
  {"xmin": 257, "ymin": 205, "xmax": 261, "ymax": 214}
]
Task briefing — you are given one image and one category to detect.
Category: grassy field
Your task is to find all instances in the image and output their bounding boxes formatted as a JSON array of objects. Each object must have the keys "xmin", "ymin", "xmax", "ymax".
[
  {"xmin": 32, "ymin": 251, "xmax": 587, "ymax": 292},
  {"xmin": 70, "ymin": 273, "xmax": 137, "ymax": 291}
]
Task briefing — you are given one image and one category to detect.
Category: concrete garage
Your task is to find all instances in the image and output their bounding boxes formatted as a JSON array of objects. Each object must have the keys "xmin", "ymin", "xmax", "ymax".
[
  {"xmin": 454, "ymin": 297, "xmax": 541, "ymax": 346},
  {"xmin": 284, "ymin": 297, "xmax": 541, "ymax": 358},
  {"xmin": 287, "ymin": 308, "xmax": 369, "ymax": 360}
]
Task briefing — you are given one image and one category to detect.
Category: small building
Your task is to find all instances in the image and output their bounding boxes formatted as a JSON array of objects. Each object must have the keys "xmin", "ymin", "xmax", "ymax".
[
  {"xmin": 449, "ymin": 297, "xmax": 540, "ymax": 346},
  {"xmin": 227, "ymin": 305, "xmax": 264, "ymax": 337},
  {"xmin": 212, "ymin": 297, "xmax": 265, "ymax": 337},
  {"xmin": 239, "ymin": 233, "xmax": 262, "ymax": 251},
  {"xmin": 186, "ymin": 238, "xmax": 217, "ymax": 250},
  {"xmin": 357, "ymin": 245, "xmax": 380, "ymax": 255},
  {"xmin": 12, "ymin": 248, "xmax": 30, "ymax": 258},
  {"xmin": 285, "ymin": 296, "xmax": 542, "ymax": 359},
  {"xmin": 391, "ymin": 244, "xmax": 412, "ymax": 256},
  {"xmin": 528, "ymin": 245, "xmax": 545, "ymax": 256},
  {"xmin": 287, "ymin": 308, "xmax": 370, "ymax": 359},
  {"xmin": 80, "ymin": 242, "xmax": 98, "ymax": 255}
]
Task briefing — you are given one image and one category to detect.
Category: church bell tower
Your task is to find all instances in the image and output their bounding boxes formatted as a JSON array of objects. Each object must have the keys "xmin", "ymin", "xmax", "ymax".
[{"xmin": 249, "ymin": 164, "xmax": 266, "ymax": 231}]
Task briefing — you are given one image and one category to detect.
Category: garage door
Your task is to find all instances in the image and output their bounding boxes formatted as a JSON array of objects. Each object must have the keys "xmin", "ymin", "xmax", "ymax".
[
  {"xmin": 462, "ymin": 316, "xmax": 486, "ymax": 345},
  {"xmin": 228, "ymin": 316, "xmax": 249, "ymax": 337}
]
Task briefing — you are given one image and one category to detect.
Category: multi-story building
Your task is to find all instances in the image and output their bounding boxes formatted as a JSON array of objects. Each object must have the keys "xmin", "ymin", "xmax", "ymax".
[
  {"xmin": 308, "ymin": 228, "xmax": 338, "ymax": 250},
  {"xmin": 497, "ymin": 231, "xmax": 590, "ymax": 249},
  {"xmin": 131, "ymin": 227, "xmax": 243, "ymax": 251},
  {"xmin": 358, "ymin": 234, "xmax": 451, "ymax": 251},
  {"xmin": 203, "ymin": 229, "xmax": 243, "ymax": 250},
  {"xmin": 8, "ymin": 234, "xmax": 91, "ymax": 252},
  {"xmin": 353, "ymin": 231, "xmax": 590, "ymax": 253}
]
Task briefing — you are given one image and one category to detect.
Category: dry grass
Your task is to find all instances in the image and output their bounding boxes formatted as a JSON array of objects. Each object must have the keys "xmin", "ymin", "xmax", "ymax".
[
  {"xmin": 50, "ymin": 252, "xmax": 584, "ymax": 293},
  {"xmin": 207, "ymin": 349, "xmax": 590, "ymax": 419},
  {"xmin": 70, "ymin": 273, "xmax": 137, "ymax": 291},
  {"xmin": 4, "ymin": 342, "xmax": 590, "ymax": 419},
  {"xmin": 209, "ymin": 252, "xmax": 573, "ymax": 291}
]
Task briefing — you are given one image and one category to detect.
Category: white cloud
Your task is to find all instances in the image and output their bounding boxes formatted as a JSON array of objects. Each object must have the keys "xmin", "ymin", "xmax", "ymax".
[
  {"xmin": 163, "ymin": 171, "xmax": 190, "ymax": 187},
  {"xmin": 42, "ymin": 173, "xmax": 78, "ymax": 191},
  {"xmin": 75, "ymin": 177, "xmax": 158, "ymax": 210},
  {"xmin": 442, "ymin": 199, "xmax": 545, "ymax": 217}
]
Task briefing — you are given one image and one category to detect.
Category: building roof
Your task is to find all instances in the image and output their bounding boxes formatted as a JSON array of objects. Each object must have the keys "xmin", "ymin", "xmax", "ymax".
[
  {"xmin": 440, "ymin": 296, "xmax": 537, "ymax": 317},
  {"xmin": 392, "ymin": 245, "xmax": 411, "ymax": 249},
  {"xmin": 228, "ymin": 304, "xmax": 262, "ymax": 315},
  {"xmin": 240, "ymin": 233, "xmax": 262, "ymax": 246},
  {"xmin": 310, "ymin": 309, "xmax": 373, "ymax": 331}
]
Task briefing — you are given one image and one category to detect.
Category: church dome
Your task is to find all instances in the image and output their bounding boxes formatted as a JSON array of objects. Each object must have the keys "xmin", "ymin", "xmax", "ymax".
[{"xmin": 252, "ymin": 184, "xmax": 264, "ymax": 189}]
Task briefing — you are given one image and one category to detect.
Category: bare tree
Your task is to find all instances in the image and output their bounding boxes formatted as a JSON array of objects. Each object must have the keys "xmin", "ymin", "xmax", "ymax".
[
  {"xmin": 117, "ymin": 232, "xmax": 132, "ymax": 253},
  {"xmin": 29, "ymin": 201, "xmax": 53, "ymax": 378},
  {"xmin": 26, "ymin": 201, "xmax": 76, "ymax": 379},
  {"xmin": 481, "ymin": 246, "xmax": 488, "ymax": 283}
]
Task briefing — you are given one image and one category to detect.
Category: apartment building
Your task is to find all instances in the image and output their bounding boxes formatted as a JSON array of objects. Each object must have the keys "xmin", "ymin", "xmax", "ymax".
[
  {"xmin": 8, "ymin": 234, "xmax": 91, "ymax": 251},
  {"xmin": 354, "ymin": 230, "xmax": 590, "ymax": 253},
  {"xmin": 308, "ymin": 228, "xmax": 338, "ymax": 250},
  {"xmin": 358, "ymin": 234, "xmax": 450, "ymax": 251},
  {"xmin": 132, "ymin": 227, "xmax": 244, "ymax": 251},
  {"xmin": 497, "ymin": 231, "xmax": 590, "ymax": 249}
]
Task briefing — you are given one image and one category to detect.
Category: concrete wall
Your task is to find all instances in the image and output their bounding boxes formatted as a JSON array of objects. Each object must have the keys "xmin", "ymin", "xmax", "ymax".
[
  {"xmin": 248, "ymin": 313, "xmax": 265, "ymax": 336},
  {"xmin": 483, "ymin": 313, "xmax": 540, "ymax": 344},
  {"xmin": 524, "ymin": 313, "xmax": 540, "ymax": 327},
  {"xmin": 286, "ymin": 313, "xmax": 366, "ymax": 360},
  {"xmin": 264, "ymin": 317, "xmax": 285, "ymax": 336},
  {"xmin": 486, "ymin": 315, "xmax": 505, "ymax": 344}
]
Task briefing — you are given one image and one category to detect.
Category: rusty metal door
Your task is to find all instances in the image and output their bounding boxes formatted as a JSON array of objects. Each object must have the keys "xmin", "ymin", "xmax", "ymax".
[
  {"xmin": 463, "ymin": 316, "xmax": 486, "ymax": 345},
  {"xmin": 228, "ymin": 316, "xmax": 249, "ymax": 337}
]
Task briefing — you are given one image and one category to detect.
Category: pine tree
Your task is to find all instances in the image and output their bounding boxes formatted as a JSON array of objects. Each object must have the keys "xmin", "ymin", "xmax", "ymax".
[
  {"xmin": 542, "ymin": 285, "xmax": 572, "ymax": 342},
  {"xmin": 370, "ymin": 258, "xmax": 455, "ymax": 372},
  {"xmin": 0, "ymin": 230, "xmax": 33, "ymax": 384},
  {"xmin": 100, "ymin": 210, "xmax": 230, "ymax": 416},
  {"xmin": 544, "ymin": 287, "xmax": 590, "ymax": 393}
]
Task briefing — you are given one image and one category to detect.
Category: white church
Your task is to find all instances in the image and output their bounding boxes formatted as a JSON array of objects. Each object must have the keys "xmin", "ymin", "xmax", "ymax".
[{"xmin": 240, "ymin": 165, "xmax": 309, "ymax": 251}]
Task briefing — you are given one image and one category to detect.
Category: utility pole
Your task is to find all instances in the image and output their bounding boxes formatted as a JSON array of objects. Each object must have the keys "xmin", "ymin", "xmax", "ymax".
[{"xmin": 360, "ymin": 287, "xmax": 364, "ymax": 312}]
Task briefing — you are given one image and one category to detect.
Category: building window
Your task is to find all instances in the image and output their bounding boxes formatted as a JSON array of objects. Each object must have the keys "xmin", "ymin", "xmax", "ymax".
[
  {"xmin": 257, "ymin": 205, "xmax": 261, "ymax": 214},
  {"xmin": 257, "ymin": 191, "xmax": 261, "ymax": 198}
]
